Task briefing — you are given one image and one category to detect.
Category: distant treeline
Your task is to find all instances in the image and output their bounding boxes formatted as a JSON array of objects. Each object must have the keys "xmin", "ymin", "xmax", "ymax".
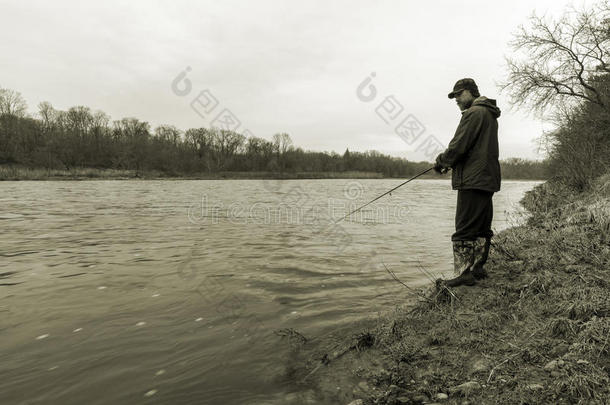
[
  {"xmin": 499, "ymin": 158, "xmax": 548, "ymax": 180},
  {"xmin": 0, "ymin": 88, "xmax": 547, "ymax": 179}
]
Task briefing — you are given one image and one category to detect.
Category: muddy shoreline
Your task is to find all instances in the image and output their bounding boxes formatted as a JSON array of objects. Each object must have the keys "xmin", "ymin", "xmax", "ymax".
[{"xmin": 286, "ymin": 177, "xmax": 610, "ymax": 404}]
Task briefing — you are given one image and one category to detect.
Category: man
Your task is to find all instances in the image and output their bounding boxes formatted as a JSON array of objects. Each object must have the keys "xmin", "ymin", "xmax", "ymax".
[{"xmin": 434, "ymin": 78, "xmax": 501, "ymax": 287}]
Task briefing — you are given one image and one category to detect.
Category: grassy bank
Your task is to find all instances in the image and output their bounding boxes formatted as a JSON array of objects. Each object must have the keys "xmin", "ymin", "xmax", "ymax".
[
  {"xmin": 0, "ymin": 165, "xmax": 386, "ymax": 180},
  {"xmin": 0, "ymin": 165, "xmax": 545, "ymax": 181},
  {"xmin": 287, "ymin": 175, "xmax": 610, "ymax": 404},
  {"xmin": 0, "ymin": 166, "xmax": 138, "ymax": 180}
]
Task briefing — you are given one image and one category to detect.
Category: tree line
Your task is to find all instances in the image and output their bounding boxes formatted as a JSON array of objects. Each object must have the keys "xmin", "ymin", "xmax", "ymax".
[
  {"xmin": 503, "ymin": 0, "xmax": 610, "ymax": 190},
  {"xmin": 0, "ymin": 87, "xmax": 548, "ymax": 179}
]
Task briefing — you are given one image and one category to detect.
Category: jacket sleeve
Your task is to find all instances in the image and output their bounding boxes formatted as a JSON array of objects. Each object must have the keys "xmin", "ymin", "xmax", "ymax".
[{"xmin": 436, "ymin": 108, "xmax": 485, "ymax": 168}]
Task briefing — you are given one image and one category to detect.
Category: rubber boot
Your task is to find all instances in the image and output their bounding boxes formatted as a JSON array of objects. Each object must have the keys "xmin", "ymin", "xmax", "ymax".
[
  {"xmin": 472, "ymin": 236, "xmax": 490, "ymax": 280},
  {"xmin": 443, "ymin": 240, "xmax": 476, "ymax": 287}
]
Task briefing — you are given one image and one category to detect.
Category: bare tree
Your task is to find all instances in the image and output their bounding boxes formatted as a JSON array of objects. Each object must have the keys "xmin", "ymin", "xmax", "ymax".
[
  {"xmin": 272, "ymin": 132, "xmax": 294, "ymax": 170},
  {"xmin": 65, "ymin": 106, "xmax": 94, "ymax": 137},
  {"xmin": 214, "ymin": 128, "xmax": 245, "ymax": 169},
  {"xmin": 185, "ymin": 127, "xmax": 215, "ymax": 172},
  {"xmin": 0, "ymin": 87, "xmax": 28, "ymax": 117},
  {"xmin": 154, "ymin": 124, "xmax": 182, "ymax": 145},
  {"xmin": 502, "ymin": 1, "xmax": 610, "ymax": 113},
  {"xmin": 37, "ymin": 101, "xmax": 56, "ymax": 132},
  {"xmin": 91, "ymin": 111, "xmax": 110, "ymax": 132},
  {"xmin": 272, "ymin": 133, "xmax": 293, "ymax": 155}
]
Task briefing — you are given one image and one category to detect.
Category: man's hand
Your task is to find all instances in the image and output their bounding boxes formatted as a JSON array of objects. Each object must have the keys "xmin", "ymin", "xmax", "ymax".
[
  {"xmin": 433, "ymin": 163, "xmax": 449, "ymax": 174},
  {"xmin": 434, "ymin": 154, "xmax": 449, "ymax": 174}
]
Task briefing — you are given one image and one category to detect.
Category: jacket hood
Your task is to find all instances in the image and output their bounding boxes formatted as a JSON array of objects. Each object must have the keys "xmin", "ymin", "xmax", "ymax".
[{"xmin": 471, "ymin": 96, "xmax": 501, "ymax": 118}]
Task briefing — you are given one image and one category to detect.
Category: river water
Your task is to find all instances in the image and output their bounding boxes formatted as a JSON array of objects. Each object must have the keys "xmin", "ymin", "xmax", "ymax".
[{"xmin": 0, "ymin": 179, "xmax": 539, "ymax": 405}]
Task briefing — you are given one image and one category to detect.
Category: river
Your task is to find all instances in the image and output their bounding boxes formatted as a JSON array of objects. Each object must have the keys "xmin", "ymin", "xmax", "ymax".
[{"xmin": 0, "ymin": 179, "xmax": 540, "ymax": 404}]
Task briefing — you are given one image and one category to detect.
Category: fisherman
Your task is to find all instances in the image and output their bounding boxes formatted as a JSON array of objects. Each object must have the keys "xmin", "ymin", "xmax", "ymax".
[{"xmin": 434, "ymin": 78, "xmax": 501, "ymax": 287}]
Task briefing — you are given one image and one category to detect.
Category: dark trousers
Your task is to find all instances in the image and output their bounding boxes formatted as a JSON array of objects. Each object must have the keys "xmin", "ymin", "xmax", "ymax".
[{"xmin": 452, "ymin": 189, "xmax": 494, "ymax": 242}]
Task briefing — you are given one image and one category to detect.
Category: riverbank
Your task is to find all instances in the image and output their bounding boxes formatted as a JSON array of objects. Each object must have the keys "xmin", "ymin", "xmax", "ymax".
[
  {"xmin": 0, "ymin": 165, "xmax": 546, "ymax": 181},
  {"xmin": 0, "ymin": 166, "xmax": 387, "ymax": 180},
  {"xmin": 289, "ymin": 175, "xmax": 610, "ymax": 404}
]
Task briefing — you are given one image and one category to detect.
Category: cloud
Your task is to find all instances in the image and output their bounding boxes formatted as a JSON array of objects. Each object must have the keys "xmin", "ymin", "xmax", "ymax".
[{"xmin": 0, "ymin": 0, "xmax": 575, "ymax": 160}]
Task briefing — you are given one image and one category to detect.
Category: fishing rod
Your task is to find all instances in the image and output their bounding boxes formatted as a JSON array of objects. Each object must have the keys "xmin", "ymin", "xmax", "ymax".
[{"xmin": 336, "ymin": 166, "xmax": 436, "ymax": 223}]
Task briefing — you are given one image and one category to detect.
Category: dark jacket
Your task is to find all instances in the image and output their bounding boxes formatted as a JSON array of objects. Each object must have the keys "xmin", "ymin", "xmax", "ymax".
[{"xmin": 436, "ymin": 97, "xmax": 501, "ymax": 192}]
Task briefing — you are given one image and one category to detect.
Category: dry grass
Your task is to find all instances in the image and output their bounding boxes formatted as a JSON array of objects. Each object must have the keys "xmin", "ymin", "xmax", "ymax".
[
  {"xmin": 289, "ymin": 176, "xmax": 610, "ymax": 404},
  {"xmin": 0, "ymin": 166, "xmax": 136, "ymax": 180},
  {"xmin": 0, "ymin": 165, "xmax": 387, "ymax": 181}
]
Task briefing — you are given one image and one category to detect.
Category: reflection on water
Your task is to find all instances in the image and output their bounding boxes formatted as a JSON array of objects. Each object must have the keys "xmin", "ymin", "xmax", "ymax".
[{"xmin": 0, "ymin": 179, "xmax": 539, "ymax": 404}]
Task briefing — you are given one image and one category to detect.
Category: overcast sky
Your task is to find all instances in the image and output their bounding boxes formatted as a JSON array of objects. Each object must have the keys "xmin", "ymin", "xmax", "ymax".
[{"xmin": 0, "ymin": 0, "xmax": 595, "ymax": 161}]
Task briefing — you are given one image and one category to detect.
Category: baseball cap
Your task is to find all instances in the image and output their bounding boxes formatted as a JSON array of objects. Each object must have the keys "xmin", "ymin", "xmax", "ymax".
[{"xmin": 448, "ymin": 78, "xmax": 478, "ymax": 99}]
